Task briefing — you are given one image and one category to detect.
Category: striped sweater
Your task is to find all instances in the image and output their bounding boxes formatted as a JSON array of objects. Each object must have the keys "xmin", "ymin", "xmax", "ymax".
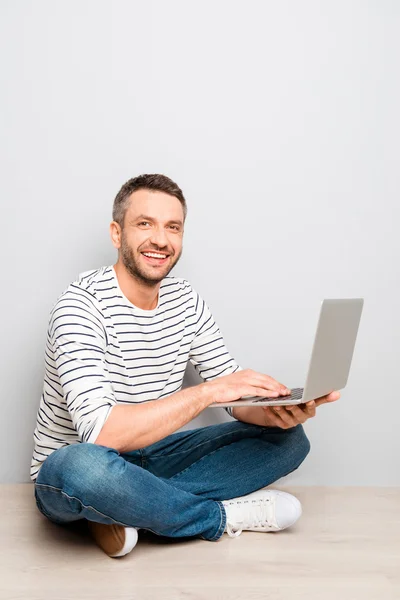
[{"xmin": 31, "ymin": 265, "xmax": 241, "ymax": 481}]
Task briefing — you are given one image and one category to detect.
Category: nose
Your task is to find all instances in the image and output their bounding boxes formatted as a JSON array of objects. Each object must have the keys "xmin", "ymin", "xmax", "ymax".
[{"xmin": 149, "ymin": 226, "xmax": 168, "ymax": 248}]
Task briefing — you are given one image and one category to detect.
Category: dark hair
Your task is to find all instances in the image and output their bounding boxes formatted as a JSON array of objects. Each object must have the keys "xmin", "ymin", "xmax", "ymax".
[{"xmin": 112, "ymin": 174, "xmax": 187, "ymax": 227}]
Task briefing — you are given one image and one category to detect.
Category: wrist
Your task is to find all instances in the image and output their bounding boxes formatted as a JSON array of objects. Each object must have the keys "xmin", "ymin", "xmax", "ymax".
[{"xmin": 198, "ymin": 380, "xmax": 218, "ymax": 409}]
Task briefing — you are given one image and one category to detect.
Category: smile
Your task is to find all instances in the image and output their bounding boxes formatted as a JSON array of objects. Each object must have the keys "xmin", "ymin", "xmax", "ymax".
[{"xmin": 141, "ymin": 252, "xmax": 169, "ymax": 265}]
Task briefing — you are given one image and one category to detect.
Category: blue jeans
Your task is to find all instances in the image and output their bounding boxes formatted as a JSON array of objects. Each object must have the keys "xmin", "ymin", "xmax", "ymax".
[{"xmin": 34, "ymin": 421, "xmax": 310, "ymax": 542}]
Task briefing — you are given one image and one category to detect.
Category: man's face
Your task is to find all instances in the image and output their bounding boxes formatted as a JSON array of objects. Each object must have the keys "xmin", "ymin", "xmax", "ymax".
[{"xmin": 118, "ymin": 189, "xmax": 184, "ymax": 285}]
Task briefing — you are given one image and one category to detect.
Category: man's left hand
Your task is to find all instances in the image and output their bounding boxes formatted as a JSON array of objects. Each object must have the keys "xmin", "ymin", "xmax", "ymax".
[{"xmin": 261, "ymin": 391, "xmax": 341, "ymax": 429}]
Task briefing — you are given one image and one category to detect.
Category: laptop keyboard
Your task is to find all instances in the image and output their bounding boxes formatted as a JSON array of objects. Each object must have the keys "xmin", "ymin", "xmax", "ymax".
[{"xmin": 252, "ymin": 387, "xmax": 304, "ymax": 403}]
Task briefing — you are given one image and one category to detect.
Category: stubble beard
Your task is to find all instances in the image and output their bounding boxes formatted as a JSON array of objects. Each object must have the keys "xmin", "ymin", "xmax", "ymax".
[{"xmin": 120, "ymin": 231, "xmax": 182, "ymax": 287}]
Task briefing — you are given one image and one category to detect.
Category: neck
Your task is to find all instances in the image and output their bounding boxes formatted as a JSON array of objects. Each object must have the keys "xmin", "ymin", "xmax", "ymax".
[{"xmin": 113, "ymin": 261, "xmax": 161, "ymax": 310}]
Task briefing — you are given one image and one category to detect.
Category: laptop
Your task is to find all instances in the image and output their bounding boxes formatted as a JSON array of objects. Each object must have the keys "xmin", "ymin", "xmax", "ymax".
[{"xmin": 208, "ymin": 298, "xmax": 364, "ymax": 408}]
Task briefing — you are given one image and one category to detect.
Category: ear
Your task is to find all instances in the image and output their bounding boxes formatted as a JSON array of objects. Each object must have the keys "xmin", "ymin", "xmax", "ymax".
[{"xmin": 110, "ymin": 221, "xmax": 122, "ymax": 250}]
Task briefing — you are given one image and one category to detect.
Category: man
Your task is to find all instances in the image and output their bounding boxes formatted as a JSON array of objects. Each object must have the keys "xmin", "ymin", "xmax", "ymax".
[{"xmin": 32, "ymin": 174, "xmax": 340, "ymax": 558}]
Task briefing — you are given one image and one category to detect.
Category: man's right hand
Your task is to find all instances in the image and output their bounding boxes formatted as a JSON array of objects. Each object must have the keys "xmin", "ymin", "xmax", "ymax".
[{"xmin": 203, "ymin": 369, "xmax": 291, "ymax": 405}]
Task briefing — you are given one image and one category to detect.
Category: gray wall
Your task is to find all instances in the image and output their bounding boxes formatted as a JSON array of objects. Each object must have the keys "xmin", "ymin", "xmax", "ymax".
[{"xmin": 1, "ymin": 1, "xmax": 399, "ymax": 484}]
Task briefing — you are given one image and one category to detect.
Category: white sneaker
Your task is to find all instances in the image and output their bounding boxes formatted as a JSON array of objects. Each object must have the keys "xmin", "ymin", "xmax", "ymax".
[{"xmin": 222, "ymin": 489, "xmax": 302, "ymax": 537}]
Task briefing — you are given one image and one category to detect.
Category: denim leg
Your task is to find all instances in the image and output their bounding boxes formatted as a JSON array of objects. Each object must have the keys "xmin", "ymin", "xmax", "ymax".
[
  {"xmin": 34, "ymin": 423, "xmax": 310, "ymax": 544},
  {"xmin": 123, "ymin": 421, "xmax": 268, "ymax": 479},
  {"xmin": 34, "ymin": 443, "xmax": 225, "ymax": 541},
  {"xmin": 159, "ymin": 423, "xmax": 310, "ymax": 500}
]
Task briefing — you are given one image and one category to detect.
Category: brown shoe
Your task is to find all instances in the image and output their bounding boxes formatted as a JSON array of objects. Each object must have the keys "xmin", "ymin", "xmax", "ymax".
[{"xmin": 87, "ymin": 522, "xmax": 139, "ymax": 558}]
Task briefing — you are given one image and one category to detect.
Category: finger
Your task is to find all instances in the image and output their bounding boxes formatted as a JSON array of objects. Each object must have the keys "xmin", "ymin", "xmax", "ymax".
[
  {"xmin": 269, "ymin": 379, "xmax": 291, "ymax": 395},
  {"xmin": 271, "ymin": 405, "xmax": 298, "ymax": 427},
  {"xmin": 244, "ymin": 371, "xmax": 285, "ymax": 395},
  {"xmin": 247, "ymin": 369, "xmax": 288, "ymax": 393},
  {"xmin": 305, "ymin": 400, "xmax": 316, "ymax": 417},
  {"xmin": 314, "ymin": 391, "xmax": 341, "ymax": 408},
  {"xmin": 264, "ymin": 407, "xmax": 295, "ymax": 429},
  {"xmin": 251, "ymin": 387, "xmax": 280, "ymax": 398},
  {"xmin": 286, "ymin": 403, "xmax": 314, "ymax": 421},
  {"xmin": 262, "ymin": 407, "xmax": 286, "ymax": 427},
  {"xmin": 258, "ymin": 373, "xmax": 291, "ymax": 395}
]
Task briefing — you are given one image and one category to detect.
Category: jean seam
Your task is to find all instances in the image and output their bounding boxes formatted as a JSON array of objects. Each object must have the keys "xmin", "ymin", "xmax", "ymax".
[
  {"xmin": 34, "ymin": 482, "xmax": 215, "ymax": 541},
  {"xmin": 198, "ymin": 500, "xmax": 226, "ymax": 542},
  {"xmin": 34, "ymin": 483, "xmax": 136, "ymax": 529},
  {"xmin": 211, "ymin": 501, "xmax": 226, "ymax": 541}
]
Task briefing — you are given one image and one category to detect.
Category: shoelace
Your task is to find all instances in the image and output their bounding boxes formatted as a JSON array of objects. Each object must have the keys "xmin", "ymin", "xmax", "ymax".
[{"xmin": 225, "ymin": 496, "xmax": 278, "ymax": 537}]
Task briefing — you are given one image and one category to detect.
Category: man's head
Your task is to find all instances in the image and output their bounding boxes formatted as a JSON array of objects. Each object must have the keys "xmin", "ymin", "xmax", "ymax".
[{"xmin": 110, "ymin": 174, "xmax": 187, "ymax": 286}]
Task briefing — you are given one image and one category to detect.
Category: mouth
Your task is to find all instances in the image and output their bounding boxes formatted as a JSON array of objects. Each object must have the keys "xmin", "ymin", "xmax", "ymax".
[{"xmin": 141, "ymin": 251, "xmax": 170, "ymax": 266}]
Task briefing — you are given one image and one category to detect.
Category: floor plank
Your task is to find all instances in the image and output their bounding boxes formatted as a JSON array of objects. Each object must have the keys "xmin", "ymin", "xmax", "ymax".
[{"xmin": 0, "ymin": 485, "xmax": 399, "ymax": 600}]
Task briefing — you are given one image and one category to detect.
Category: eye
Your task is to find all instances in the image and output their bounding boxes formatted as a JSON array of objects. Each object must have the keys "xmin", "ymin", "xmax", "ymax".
[
  {"xmin": 169, "ymin": 225, "xmax": 180, "ymax": 231},
  {"xmin": 138, "ymin": 221, "xmax": 150, "ymax": 227}
]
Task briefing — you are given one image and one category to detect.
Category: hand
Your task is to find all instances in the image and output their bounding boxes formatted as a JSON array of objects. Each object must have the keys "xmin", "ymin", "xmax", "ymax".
[
  {"xmin": 260, "ymin": 391, "xmax": 341, "ymax": 429},
  {"xmin": 205, "ymin": 369, "xmax": 291, "ymax": 405}
]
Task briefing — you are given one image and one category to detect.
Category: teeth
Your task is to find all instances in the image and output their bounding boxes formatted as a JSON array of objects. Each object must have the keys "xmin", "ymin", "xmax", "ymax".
[{"xmin": 143, "ymin": 252, "xmax": 167, "ymax": 259}]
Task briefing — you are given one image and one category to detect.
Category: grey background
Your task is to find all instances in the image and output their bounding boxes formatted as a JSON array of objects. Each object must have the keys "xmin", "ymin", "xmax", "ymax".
[{"xmin": 1, "ymin": 1, "xmax": 399, "ymax": 484}]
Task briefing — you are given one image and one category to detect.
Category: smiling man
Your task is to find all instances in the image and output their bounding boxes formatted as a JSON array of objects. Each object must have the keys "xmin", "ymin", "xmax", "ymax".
[{"xmin": 31, "ymin": 174, "xmax": 340, "ymax": 558}]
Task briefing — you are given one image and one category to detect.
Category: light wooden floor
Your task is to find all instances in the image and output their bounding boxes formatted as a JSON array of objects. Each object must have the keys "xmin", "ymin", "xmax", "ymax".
[{"xmin": 0, "ymin": 485, "xmax": 399, "ymax": 600}]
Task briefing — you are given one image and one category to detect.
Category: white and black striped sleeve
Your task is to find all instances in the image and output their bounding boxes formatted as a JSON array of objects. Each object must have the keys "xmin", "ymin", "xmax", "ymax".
[
  {"xmin": 189, "ymin": 288, "xmax": 243, "ymax": 418},
  {"xmin": 49, "ymin": 295, "xmax": 116, "ymax": 443}
]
